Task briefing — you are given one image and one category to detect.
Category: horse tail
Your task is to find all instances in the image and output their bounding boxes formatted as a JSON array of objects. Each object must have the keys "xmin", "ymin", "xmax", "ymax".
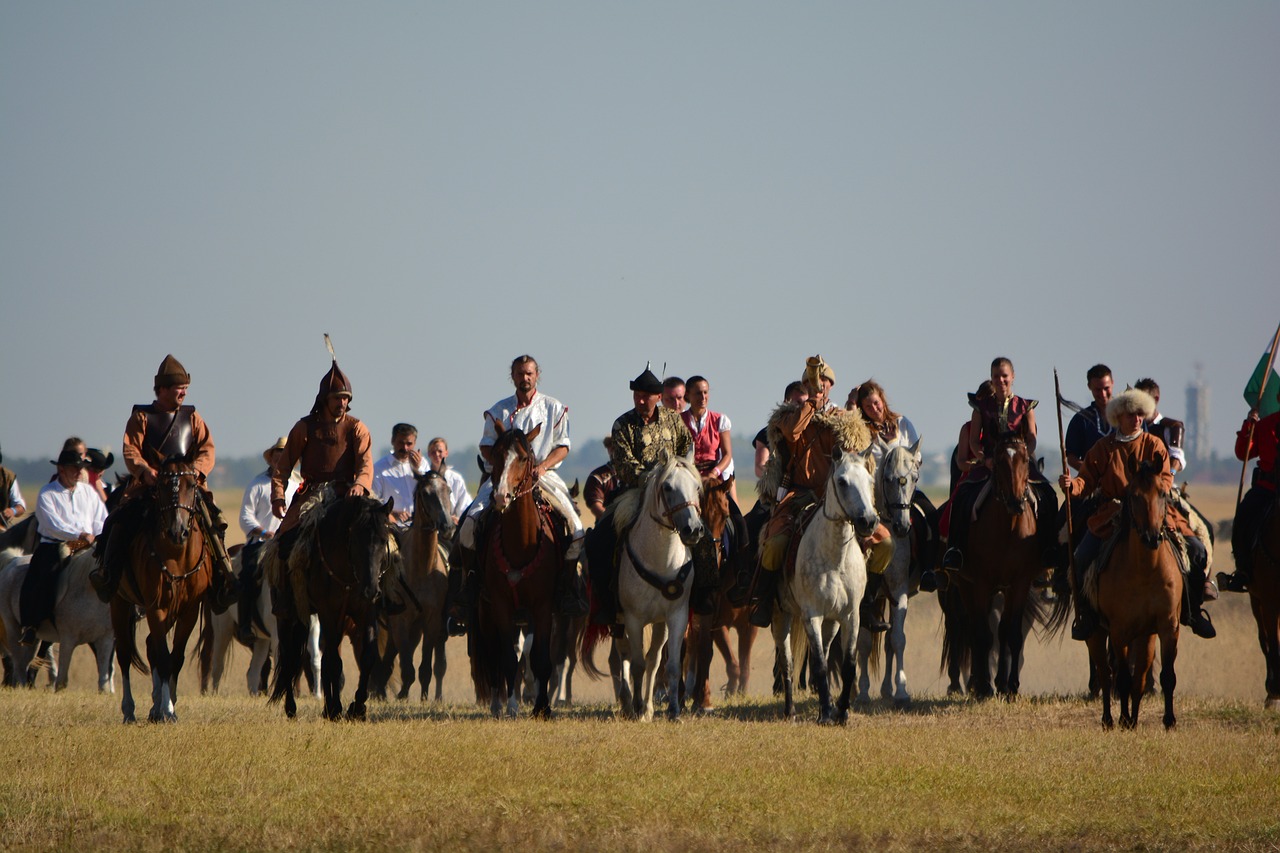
[
  {"xmin": 580, "ymin": 623, "xmax": 610, "ymax": 681},
  {"xmin": 1041, "ymin": 585, "xmax": 1074, "ymax": 640},
  {"xmin": 867, "ymin": 599, "xmax": 887, "ymax": 675},
  {"xmin": 117, "ymin": 607, "xmax": 149, "ymax": 676},
  {"xmin": 938, "ymin": 585, "xmax": 970, "ymax": 680},
  {"xmin": 194, "ymin": 600, "xmax": 214, "ymax": 693},
  {"xmin": 268, "ymin": 617, "xmax": 305, "ymax": 705}
]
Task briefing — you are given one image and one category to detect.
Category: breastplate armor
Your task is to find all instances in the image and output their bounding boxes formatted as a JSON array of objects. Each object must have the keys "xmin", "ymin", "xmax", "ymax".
[{"xmin": 137, "ymin": 404, "xmax": 195, "ymax": 462}]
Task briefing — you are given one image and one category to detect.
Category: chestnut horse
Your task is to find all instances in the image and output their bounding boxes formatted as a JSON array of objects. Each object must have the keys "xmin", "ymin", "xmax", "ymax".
[
  {"xmin": 1084, "ymin": 460, "xmax": 1182, "ymax": 729},
  {"xmin": 268, "ymin": 488, "xmax": 396, "ymax": 720},
  {"xmin": 109, "ymin": 454, "xmax": 211, "ymax": 723},
  {"xmin": 939, "ymin": 434, "xmax": 1067, "ymax": 699},
  {"xmin": 1247, "ymin": 482, "xmax": 1280, "ymax": 711},
  {"xmin": 471, "ymin": 422, "xmax": 562, "ymax": 718}
]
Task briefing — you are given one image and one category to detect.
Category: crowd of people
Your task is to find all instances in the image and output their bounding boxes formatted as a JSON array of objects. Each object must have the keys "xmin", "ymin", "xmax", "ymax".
[{"xmin": 3, "ymin": 348, "xmax": 1277, "ymax": 656}]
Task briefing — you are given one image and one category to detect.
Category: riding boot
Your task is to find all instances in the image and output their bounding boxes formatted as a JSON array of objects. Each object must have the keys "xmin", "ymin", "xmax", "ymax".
[
  {"xmin": 556, "ymin": 556, "xmax": 589, "ymax": 618},
  {"xmin": 236, "ymin": 544, "xmax": 260, "ymax": 645},
  {"xmin": 860, "ymin": 572, "xmax": 889, "ymax": 633},
  {"xmin": 1216, "ymin": 555, "xmax": 1251, "ymax": 594},
  {"xmin": 748, "ymin": 567, "xmax": 780, "ymax": 629},
  {"xmin": 446, "ymin": 544, "xmax": 476, "ymax": 636},
  {"xmin": 1184, "ymin": 552, "xmax": 1217, "ymax": 640},
  {"xmin": 90, "ymin": 525, "xmax": 127, "ymax": 603},
  {"xmin": 1070, "ymin": 557, "xmax": 1097, "ymax": 641}
]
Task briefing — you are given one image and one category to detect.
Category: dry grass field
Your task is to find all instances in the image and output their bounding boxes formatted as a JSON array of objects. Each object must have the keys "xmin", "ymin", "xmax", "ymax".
[{"xmin": 3, "ymin": 484, "xmax": 1278, "ymax": 850}]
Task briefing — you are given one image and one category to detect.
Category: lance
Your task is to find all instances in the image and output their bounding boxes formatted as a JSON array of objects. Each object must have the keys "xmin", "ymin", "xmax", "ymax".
[
  {"xmin": 1237, "ymin": 321, "xmax": 1280, "ymax": 507},
  {"xmin": 1054, "ymin": 369, "xmax": 1077, "ymax": 596}
]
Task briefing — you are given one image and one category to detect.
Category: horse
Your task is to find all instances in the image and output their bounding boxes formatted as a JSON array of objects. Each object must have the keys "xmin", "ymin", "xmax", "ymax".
[
  {"xmin": 469, "ymin": 423, "xmax": 564, "ymax": 718},
  {"xmin": 773, "ymin": 446, "xmax": 878, "ymax": 723},
  {"xmin": 608, "ymin": 453, "xmax": 704, "ymax": 721},
  {"xmin": 377, "ymin": 470, "xmax": 454, "ymax": 701},
  {"xmin": 939, "ymin": 434, "xmax": 1067, "ymax": 699},
  {"xmin": 856, "ymin": 439, "xmax": 921, "ymax": 708},
  {"xmin": 1084, "ymin": 460, "xmax": 1183, "ymax": 729},
  {"xmin": 267, "ymin": 487, "xmax": 397, "ymax": 721},
  {"xmin": 109, "ymin": 454, "xmax": 211, "ymax": 722},
  {"xmin": 0, "ymin": 546, "xmax": 116, "ymax": 692},
  {"xmin": 1248, "ymin": 480, "xmax": 1280, "ymax": 710}
]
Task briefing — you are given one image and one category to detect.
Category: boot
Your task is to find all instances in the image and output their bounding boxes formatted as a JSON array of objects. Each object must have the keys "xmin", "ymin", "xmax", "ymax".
[
  {"xmin": 446, "ymin": 545, "xmax": 476, "ymax": 636},
  {"xmin": 18, "ymin": 626, "xmax": 36, "ymax": 646},
  {"xmin": 1070, "ymin": 601, "xmax": 1099, "ymax": 641},
  {"xmin": 1185, "ymin": 566, "xmax": 1217, "ymax": 639},
  {"xmin": 748, "ymin": 567, "xmax": 779, "ymax": 628},
  {"xmin": 90, "ymin": 527, "xmax": 126, "ymax": 603},
  {"xmin": 726, "ymin": 562, "xmax": 753, "ymax": 607},
  {"xmin": 208, "ymin": 562, "xmax": 239, "ymax": 615},
  {"xmin": 1217, "ymin": 567, "xmax": 1250, "ymax": 594},
  {"xmin": 556, "ymin": 557, "xmax": 589, "ymax": 618},
  {"xmin": 918, "ymin": 566, "xmax": 939, "ymax": 594},
  {"xmin": 860, "ymin": 572, "xmax": 889, "ymax": 633}
]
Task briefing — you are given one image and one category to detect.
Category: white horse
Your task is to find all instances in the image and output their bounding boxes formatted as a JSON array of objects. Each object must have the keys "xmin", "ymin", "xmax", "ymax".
[
  {"xmin": 614, "ymin": 454, "xmax": 704, "ymax": 721},
  {"xmin": 773, "ymin": 446, "xmax": 879, "ymax": 723},
  {"xmin": 203, "ymin": 550, "xmax": 322, "ymax": 697},
  {"xmin": 0, "ymin": 546, "xmax": 116, "ymax": 693},
  {"xmin": 857, "ymin": 438, "xmax": 921, "ymax": 708}
]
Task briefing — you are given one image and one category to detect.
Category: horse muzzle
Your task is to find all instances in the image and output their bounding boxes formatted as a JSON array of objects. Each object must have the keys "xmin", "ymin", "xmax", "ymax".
[
  {"xmin": 854, "ymin": 513, "xmax": 880, "ymax": 539},
  {"xmin": 678, "ymin": 520, "xmax": 705, "ymax": 547}
]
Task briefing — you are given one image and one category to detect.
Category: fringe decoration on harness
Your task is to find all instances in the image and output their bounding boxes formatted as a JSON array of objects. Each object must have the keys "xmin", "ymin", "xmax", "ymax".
[
  {"xmin": 757, "ymin": 404, "xmax": 873, "ymax": 505},
  {"xmin": 260, "ymin": 484, "xmax": 338, "ymax": 617}
]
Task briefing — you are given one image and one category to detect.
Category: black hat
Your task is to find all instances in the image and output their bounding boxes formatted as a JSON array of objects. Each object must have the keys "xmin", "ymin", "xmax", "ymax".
[
  {"xmin": 86, "ymin": 448, "xmax": 115, "ymax": 471},
  {"xmin": 629, "ymin": 364, "xmax": 663, "ymax": 394},
  {"xmin": 52, "ymin": 450, "xmax": 90, "ymax": 468}
]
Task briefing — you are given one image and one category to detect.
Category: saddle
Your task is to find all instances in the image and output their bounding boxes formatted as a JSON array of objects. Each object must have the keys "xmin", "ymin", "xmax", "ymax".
[{"xmin": 780, "ymin": 499, "xmax": 823, "ymax": 581}]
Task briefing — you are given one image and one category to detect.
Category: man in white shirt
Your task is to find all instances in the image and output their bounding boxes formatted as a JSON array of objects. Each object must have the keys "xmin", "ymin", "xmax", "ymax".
[
  {"xmin": 237, "ymin": 437, "xmax": 298, "ymax": 642},
  {"xmin": 372, "ymin": 423, "xmax": 430, "ymax": 527},
  {"xmin": 449, "ymin": 355, "xmax": 586, "ymax": 633},
  {"xmin": 19, "ymin": 450, "xmax": 107, "ymax": 645},
  {"xmin": 426, "ymin": 436, "xmax": 472, "ymax": 525}
]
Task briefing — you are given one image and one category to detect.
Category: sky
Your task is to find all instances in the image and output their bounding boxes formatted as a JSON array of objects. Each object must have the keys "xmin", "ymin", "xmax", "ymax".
[{"xmin": 2, "ymin": 2, "xmax": 1277, "ymax": 469}]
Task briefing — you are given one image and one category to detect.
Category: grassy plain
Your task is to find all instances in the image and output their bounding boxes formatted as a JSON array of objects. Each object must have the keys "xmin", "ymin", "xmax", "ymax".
[{"xmin": 3, "ymin": 485, "xmax": 1278, "ymax": 851}]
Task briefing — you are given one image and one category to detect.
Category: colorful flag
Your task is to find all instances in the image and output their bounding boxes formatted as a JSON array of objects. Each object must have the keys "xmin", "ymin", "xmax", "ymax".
[{"xmin": 1244, "ymin": 329, "xmax": 1280, "ymax": 418}]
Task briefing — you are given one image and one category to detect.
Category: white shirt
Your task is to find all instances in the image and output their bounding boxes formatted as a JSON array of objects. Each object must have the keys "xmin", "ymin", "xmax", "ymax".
[
  {"xmin": 442, "ymin": 466, "xmax": 472, "ymax": 517},
  {"xmin": 480, "ymin": 391, "xmax": 570, "ymax": 474},
  {"xmin": 868, "ymin": 415, "xmax": 920, "ymax": 470},
  {"xmin": 1149, "ymin": 414, "xmax": 1188, "ymax": 473},
  {"xmin": 240, "ymin": 469, "xmax": 299, "ymax": 538},
  {"xmin": 372, "ymin": 452, "xmax": 429, "ymax": 520},
  {"xmin": 684, "ymin": 410, "xmax": 736, "ymax": 478},
  {"xmin": 35, "ymin": 479, "xmax": 106, "ymax": 544}
]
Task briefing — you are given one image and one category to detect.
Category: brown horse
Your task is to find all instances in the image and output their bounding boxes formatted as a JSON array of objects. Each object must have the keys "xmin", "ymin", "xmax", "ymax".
[
  {"xmin": 471, "ymin": 422, "xmax": 562, "ymax": 718},
  {"xmin": 940, "ymin": 434, "xmax": 1067, "ymax": 699},
  {"xmin": 109, "ymin": 454, "xmax": 211, "ymax": 723},
  {"xmin": 1247, "ymin": 483, "xmax": 1280, "ymax": 711},
  {"xmin": 268, "ymin": 488, "xmax": 396, "ymax": 721},
  {"xmin": 1084, "ymin": 460, "xmax": 1182, "ymax": 729},
  {"xmin": 685, "ymin": 475, "xmax": 755, "ymax": 710}
]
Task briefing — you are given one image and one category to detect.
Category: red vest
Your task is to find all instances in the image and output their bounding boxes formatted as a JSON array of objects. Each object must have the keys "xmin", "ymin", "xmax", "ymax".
[
  {"xmin": 683, "ymin": 410, "xmax": 725, "ymax": 473},
  {"xmin": 976, "ymin": 395, "xmax": 1034, "ymax": 456}
]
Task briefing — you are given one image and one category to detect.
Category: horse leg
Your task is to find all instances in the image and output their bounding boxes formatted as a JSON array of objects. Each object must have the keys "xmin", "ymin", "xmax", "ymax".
[
  {"xmin": 804, "ymin": 617, "xmax": 834, "ymax": 723},
  {"xmin": 996, "ymin": 599, "xmax": 1025, "ymax": 699},
  {"xmin": 770, "ymin": 618, "xmax": 794, "ymax": 718},
  {"xmin": 887, "ymin": 586, "xmax": 910, "ymax": 706},
  {"xmin": 667, "ymin": 610, "xmax": 690, "ymax": 721},
  {"xmin": 615, "ymin": 635, "xmax": 635, "ymax": 716},
  {"xmin": 835, "ymin": 619, "xmax": 859, "ymax": 723},
  {"xmin": 54, "ymin": 635, "xmax": 74, "ymax": 693},
  {"xmin": 321, "ymin": 626, "xmax": 344, "ymax": 721},
  {"xmin": 855, "ymin": 623, "xmax": 873, "ymax": 705},
  {"xmin": 737, "ymin": 621, "xmax": 757, "ymax": 696},
  {"xmin": 397, "ymin": 626, "xmax": 422, "ymax": 701},
  {"xmin": 530, "ymin": 610, "xmax": 554, "ymax": 719},
  {"xmin": 1127, "ymin": 635, "xmax": 1157, "ymax": 729},
  {"xmin": 347, "ymin": 619, "xmax": 378, "ymax": 721},
  {"xmin": 1159, "ymin": 627, "xmax": 1178, "ymax": 730},
  {"xmin": 688, "ymin": 614, "xmax": 713, "ymax": 714},
  {"xmin": 167, "ymin": 607, "xmax": 199, "ymax": 720},
  {"xmin": 641, "ymin": 622, "xmax": 668, "ymax": 722},
  {"xmin": 1114, "ymin": 642, "xmax": 1134, "ymax": 729},
  {"xmin": 1085, "ymin": 633, "xmax": 1113, "ymax": 729},
  {"xmin": 967, "ymin": 590, "xmax": 995, "ymax": 699},
  {"xmin": 145, "ymin": 627, "xmax": 173, "ymax": 723},
  {"xmin": 712, "ymin": 624, "xmax": 737, "ymax": 695},
  {"xmin": 94, "ymin": 638, "xmax": 116, "ymax": 694}
]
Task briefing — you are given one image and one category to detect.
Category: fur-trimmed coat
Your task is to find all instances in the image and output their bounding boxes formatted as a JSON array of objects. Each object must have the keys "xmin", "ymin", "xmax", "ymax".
[{"xmin": 757, "ymin": 402, "xmax": 871, "ymax": 502}]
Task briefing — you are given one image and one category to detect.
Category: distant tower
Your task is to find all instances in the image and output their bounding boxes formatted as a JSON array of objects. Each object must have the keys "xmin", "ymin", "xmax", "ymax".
[{"xmin": 1186, "ymin": 364, "xmax": 1211, "ymax": 465}]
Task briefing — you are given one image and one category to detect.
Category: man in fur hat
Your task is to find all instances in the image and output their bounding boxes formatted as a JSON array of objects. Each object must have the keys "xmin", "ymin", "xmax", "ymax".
[
  {"xmin": 90, "ymin": 355, "xmax": 237, "ymax": 610},
  {"xmin": 750, "ymin": 356, "xmax": 892, "ymax": 631},
  {"xmin": 1059, "ymin": 386, "xmax": 1216, "ymax": 640},
  {"xmin": 447, "ymin": 355, "xmax": 586, "ymax": 635},
  {"xmin": 235, "ymin": 437, "xmax": 298, "ymax": 643}
]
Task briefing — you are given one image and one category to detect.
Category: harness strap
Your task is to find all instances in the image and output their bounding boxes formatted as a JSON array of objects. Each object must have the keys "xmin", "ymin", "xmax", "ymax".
[{"xmin": 624, "ymin": 537, "xmax": 693, "ymax": 601}]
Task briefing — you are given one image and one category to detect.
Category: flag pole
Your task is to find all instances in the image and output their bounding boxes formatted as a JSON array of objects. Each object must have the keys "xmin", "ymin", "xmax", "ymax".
[{"xmin": 1237, "ymin": 321, "xmax": 1280, "ymax": 507}]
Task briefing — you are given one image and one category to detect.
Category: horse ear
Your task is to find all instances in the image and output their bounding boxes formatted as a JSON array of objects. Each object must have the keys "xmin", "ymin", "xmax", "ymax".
[
  {"xmin": 831, "ymin": 446, "xmax": 844, "ymax": 462},
  {"xmin": 381, "ymin": 497, "xmax": 395, "ymax": 515},
  {"xmin": 487, "ymin": 412, "xmax": 505, "ymax": 436},
  {"xmin": 908, "ymin": 437, "xmax": 922, "ymax": 457},
  {"xmin": 526, "ymin": 423, "xmax": 542, "ymax": 442},
  {"xmin": 569, "ymin": 479, "xmax": 580, "ymax": 499}
]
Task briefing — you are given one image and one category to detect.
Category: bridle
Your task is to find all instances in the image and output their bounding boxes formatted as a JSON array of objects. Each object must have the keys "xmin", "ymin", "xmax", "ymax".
[
  {"xmin": 648, "ymin": 467, "xmax": 700, "ymax": 531},
  {"xmin": 994, "ymin": 439, "xmax": 1031, "ymax": 515},
  {"xmin": 155, "ymin": 468, "xmax": 200, "ymax": 518}
]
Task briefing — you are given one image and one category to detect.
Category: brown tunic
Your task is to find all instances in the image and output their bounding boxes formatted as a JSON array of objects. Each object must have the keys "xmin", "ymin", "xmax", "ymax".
[
  {"xmin": 271, "ymin": 413, "xmax": 373, "ymax": 507},
  {"xmin": 122, "ymin": 406, "xmax": 215, "ymax": 481},
  {"xmin": 777, "ymin": 400, "xmax": 839, "ymax": 492},
  {"xmin": 1063, "ymin": 431, "xmax": 1190, "ymax": 538}
]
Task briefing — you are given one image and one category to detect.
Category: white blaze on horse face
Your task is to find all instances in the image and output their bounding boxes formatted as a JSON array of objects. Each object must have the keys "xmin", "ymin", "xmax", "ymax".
[
  {"xmin": 1006, "ymin": 447, "xmax": 1017, "ymax": 460},
  {"xmin": 493, "ymin": 443, "xmax": 521, "ymax": 510}
]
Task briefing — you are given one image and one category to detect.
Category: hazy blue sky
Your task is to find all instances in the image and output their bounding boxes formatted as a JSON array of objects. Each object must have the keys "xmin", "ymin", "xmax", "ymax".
[{"xmin": 3, "ymin": 3, "xmax": 1277, "ymax": 468}]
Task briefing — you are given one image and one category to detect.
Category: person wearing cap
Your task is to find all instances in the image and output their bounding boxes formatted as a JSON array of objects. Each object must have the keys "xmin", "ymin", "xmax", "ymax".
[
  {"xmin": 372, "ymin": 423, "xmax": 430, "ymax": 528},
  {"xmin": 0, "ymin": 443, "xmax": 27, "ymax": 529},
  {"xmin": 90, "ymin": 355, "xmax": 237, "ymax": 610},
  {"xmin": 749, "ymin": 355, "xmax": 891, "ymax": 631},
  {"xmin": 447, "ymin": 355, "xmax": 586, "ymax": 634},
  {"xmin": 235, "ymin": 437, "xmax": 299, "ymax": 643},
  {"xmin": 1059, "ymin": 387, "xmax": 1215, "ymax": 640},
  {"xmin": 18, "ymin": 450, "xmax": 107, "ymax": 645},
  {"xmin": 584, "ymin": 364, "xmax": 694, "ymax": 629}
]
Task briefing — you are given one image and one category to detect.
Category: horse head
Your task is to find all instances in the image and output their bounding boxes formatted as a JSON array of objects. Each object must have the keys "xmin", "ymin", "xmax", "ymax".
[
  {"xmin": 334, "ymin": 494, "xmax": 396, "ymax": 602},
  {"xmin": 650, "ymin": 455, "xmax": 704, "ymax": 546},
  {"xmin": 155, "ymin": 454, "xmax": 200, "ymax": 546},
  {"xmin": 699, "ymin": 473, "xmax": 733, "ymax": 541},
  {"xmin": 829, "ymin": 446, "xmax": 880, "ymax": 538},
  {"xmin": 1127, "ymin": 460, "xmax": 1168, "ymax": 551},
  {"xmin": 412, "ymin": 470, "xmax": 456, "ymax": 539},
  {"xmin": 993, "ymin": 432, "xmax": 1031, "ymax": 516},
  {"xmin": 879, "ymin": 438, "xmax": 921, "ymax": 538},
  {"xmin": 490, "ymin": 422, "xmax": 541, "ymax": 512}
]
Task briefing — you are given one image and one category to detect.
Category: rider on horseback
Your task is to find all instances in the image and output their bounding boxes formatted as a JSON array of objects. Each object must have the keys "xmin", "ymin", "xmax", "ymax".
[
  {"xmin": 1059, "ymin": 387, "xmax": 1216, "ymax": 640},
  {"xmin": 1219, "ymin": 382, "xmax": 1280, "ymax": 594},
  {"xmin": 750, "ymin": 356, "xmax": 892, "ymax": 632},
  {"xmin": 90, "ymin": 355, "xmax": 237, "ymax": 610},
  {"xmin": 447, "ymin": 355, "xmax": 587, "ymax": 634},
  {"xmin": 235, "ymin": 437, "xmax": 298, "ymax": 643},
  {"xmin": 585, "ymin": 364, "xmax": 694, "ymax": 631}
]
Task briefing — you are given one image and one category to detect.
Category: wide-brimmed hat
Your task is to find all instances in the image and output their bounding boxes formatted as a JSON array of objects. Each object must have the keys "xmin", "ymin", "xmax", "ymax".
[
  {"xmin": 263, "ymin": 436, "xmax": 288, "ymax": 463},
  {"xmin": 155, "ymin": 354, "xmax": 191, "ymax": 388},
  {"xmin": 85, "ymin": 448, "xmax": 114, "ymax": 471},
  {"xmin": 1106, "ymin": 387, "xmax": 1157, "ymax": 427},
  {"xmin": 52, "ymin": 450, "xmax": 90, "ymax": 468},
  {"xmin": 629, "ymin": 364, "xmax": 663, "ymax": 394}
]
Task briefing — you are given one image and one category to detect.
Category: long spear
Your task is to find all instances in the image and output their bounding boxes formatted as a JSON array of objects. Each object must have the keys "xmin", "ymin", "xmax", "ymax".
[
  {"xmin": 1237, "ymin": 321, "xmax": 1280, "ymax": 507},
  {"xmin": 1054, "ymin": 369, "xmax": 1077, "ymax": 597}
]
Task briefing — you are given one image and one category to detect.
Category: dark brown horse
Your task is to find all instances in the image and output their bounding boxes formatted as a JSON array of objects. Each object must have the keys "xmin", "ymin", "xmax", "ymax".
[
  {"xmin": 471, "ymin": 423, "xmax": 562, "ymax": 718},
  {"xmin": 1084, "ymin": 460, "xmax": 1182, "ymax": 729},
  {"xmin": 1247, "ymin": 483, "xmax": 1280, "ymax": 711},
  {"xmin": 109, "ymin": 454, "xmax": 211, "ymax": 723},
  {"xmin": 940, "ymin": 434, "xmax": 1067, "ymax": 698},
  {"xmin": 269, "ymin": 488, "xmax": 396, "ymax": 721}
]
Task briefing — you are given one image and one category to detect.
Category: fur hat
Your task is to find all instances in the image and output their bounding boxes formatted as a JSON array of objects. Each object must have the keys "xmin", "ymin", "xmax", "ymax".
[
  {"xmin": 629, "ymin": 364, "xmax": 663, "ymax": 394},
  {"xmin": 1106, "ymin": 387, "xmax": 1157, "ymax": 427},
  {"xmin": 263, "ymin": 436, "xmax": 287, "ymax": 464},
  {"xmin": 154, "ymin": 354, "xmax": 190, "ymax": 388}
]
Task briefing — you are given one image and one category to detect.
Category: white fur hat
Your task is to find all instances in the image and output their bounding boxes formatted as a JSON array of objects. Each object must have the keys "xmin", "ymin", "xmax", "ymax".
[{"xmin": 1106, "ymin": 387, "xmax": 1157, "ymax": 427}]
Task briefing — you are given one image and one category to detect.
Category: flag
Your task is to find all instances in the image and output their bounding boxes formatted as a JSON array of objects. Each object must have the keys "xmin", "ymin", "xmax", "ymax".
[{"xmin": 1244, "ymin": 331, "xmax": 1280, "ymax": 418}]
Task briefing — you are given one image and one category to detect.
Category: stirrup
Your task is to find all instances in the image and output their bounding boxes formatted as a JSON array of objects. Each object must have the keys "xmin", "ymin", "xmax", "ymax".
[
  {"xmin": 1189, "ymin": 608, "xmax": 1216, "ymax": 640},
  {"xmin": 1216, "ymin": 571, "xmax": 1249, "ymax": 594},
  {"xmin": 919, "ymin": 569, "xmax": 938, "ymax": 594},
  {"xmin": 941, "ymin": 548, "xmax": 964, "ymax": 570}
]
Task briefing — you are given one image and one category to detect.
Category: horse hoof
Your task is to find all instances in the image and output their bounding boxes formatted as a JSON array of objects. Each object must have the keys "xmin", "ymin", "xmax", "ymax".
[
  {"xmin": 1101, "ymin": 717, "xmax": 1114, "ymax": 730},
  {"xmin": 1163, "ymin": 717, "xmax": 1176, "ymax": 731},
  {"xmin": 894, "ymin": 698, "xmax": 912, "ymax": 711},
  {"xmin": 666, "ymin": 709, "xmax": 683, "ymax": 723},
  {"xmin": 346, "ymin": 705, "xmax": 366, "ymax": 721},
  {"xmin": 1265, "ymin": 696, "xmax": 1280, "ymax": 712}
]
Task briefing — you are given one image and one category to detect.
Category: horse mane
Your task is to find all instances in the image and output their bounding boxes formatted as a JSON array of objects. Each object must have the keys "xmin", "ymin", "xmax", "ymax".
[{"xmin": 612, "ymin": 454, "xmax": 699, "ymax": 534}]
